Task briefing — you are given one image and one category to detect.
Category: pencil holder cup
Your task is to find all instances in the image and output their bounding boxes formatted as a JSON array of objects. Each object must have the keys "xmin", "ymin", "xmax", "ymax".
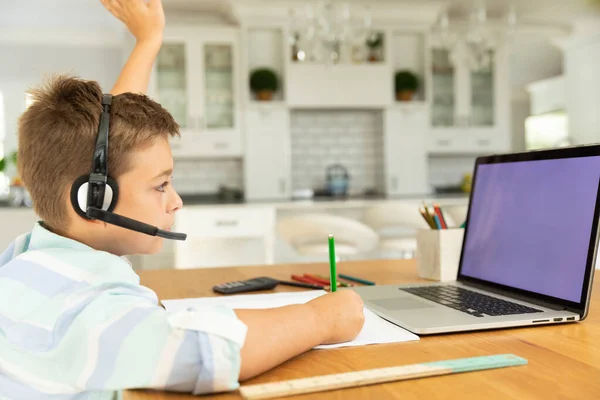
[{"xmin": 416, "ymin": 228, "xmax": 464, "ymax": 282}]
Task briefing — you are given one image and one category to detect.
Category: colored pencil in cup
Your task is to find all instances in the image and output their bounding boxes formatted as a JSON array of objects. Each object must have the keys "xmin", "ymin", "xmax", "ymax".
[
  {"xmin": 422, "ymin": 201, "xmax": 433, "ymax": 224},
  {"xmin": 419, "ymin": 207, "xmax": 436, "ymax": 229},
  {"xmin": 433, "ymin": 203, "xmax": 448, "ymax": 229},
  {"xmin": 433, "ymin": 214, "xmax": 443, "ymax": 229}
]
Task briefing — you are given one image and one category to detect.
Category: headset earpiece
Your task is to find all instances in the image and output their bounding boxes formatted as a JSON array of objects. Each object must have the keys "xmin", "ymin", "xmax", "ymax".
[{"xmin": 70, "ymin": 174, "xmax": 119, "ymax": 219}]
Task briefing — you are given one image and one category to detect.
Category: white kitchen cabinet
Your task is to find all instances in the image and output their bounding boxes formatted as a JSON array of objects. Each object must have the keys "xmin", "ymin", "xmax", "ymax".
[
  {"xmin": 428, "ymin": 43, "xmax": 510, "ymax": 154},
  {"xmin": 244, "ymin": 103, "xmax": 291, "ymax": 200},
  {"xmin": 173, "ymin": 206, "xmax": 276, "ymax": 268},
  {"xmin": 149, "ymin": 26, "xmax": 242, "ymax": 158},
  {"xmin": 286, "ymin": 64, "xmax": 392, "ymax": 108},
  {"xmin": 384, "ymin": 105, "xmax": 429, "ymax": 195}
]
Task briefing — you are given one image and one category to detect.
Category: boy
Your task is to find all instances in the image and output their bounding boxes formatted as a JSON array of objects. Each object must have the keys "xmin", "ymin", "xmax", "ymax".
[{"xmin": 0, "ymin": 0, "xmax": 365, "ymax": 399}]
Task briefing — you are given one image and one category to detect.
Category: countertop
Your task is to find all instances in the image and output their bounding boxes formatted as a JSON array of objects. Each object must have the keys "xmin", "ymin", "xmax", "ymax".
[
  {"xmin": 179, "ymin": 193, "xmax": 470, "ymax": 210},
  {"xmin": 0, "ymin": 193, "xmax": 469, "ymax": 211}
]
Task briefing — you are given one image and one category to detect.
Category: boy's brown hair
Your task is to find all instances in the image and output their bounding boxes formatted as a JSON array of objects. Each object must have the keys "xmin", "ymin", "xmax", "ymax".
[{"xmin": 17, "ymin": 75, "xmax": 179, "ymax": 232}]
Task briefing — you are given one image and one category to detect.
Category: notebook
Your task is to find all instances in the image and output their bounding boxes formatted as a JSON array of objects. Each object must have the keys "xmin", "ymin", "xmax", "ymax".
[{"xmin": 162, "ymin": 290, "xmax": 419, "ymax": 348}]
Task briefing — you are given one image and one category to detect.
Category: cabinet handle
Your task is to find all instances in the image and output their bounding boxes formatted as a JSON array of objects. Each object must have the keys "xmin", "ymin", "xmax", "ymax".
[
  {"xmin": 214, "ymin": 142, "xmax": 229, "ymax": 150},
  {"xmin": 391, "ymin": 176, "xmax": 398, "ymax": 191},
  {"xmin": 215, "ymin": 220, "xmax": 239, "ymax": 227},
  {"xmin": 437, "ymin": 139, "xmax": 451, "ymax": 146},
  {"xmin": 476, "ymin": 139, "xmax": 490, "ymax": 146}
]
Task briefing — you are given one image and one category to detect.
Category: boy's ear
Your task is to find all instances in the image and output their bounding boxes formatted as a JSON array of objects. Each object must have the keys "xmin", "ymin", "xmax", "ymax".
[{"xmin": 70, "ymin": 175, "xmax": 119, "ymax": 220}]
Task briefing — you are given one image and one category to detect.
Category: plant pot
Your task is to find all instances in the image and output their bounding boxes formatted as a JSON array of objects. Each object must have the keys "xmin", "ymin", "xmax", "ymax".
[
  {"xmin": 396, "ymin": 90, "xmax": 415, "ymax": 102},
  {"xmin": 256, "ymin": 90, "xmax": 273, "ymax": 101},
  {"xmin": 368, "ymin": 49, "xmax": 380, "ymax": 62}
]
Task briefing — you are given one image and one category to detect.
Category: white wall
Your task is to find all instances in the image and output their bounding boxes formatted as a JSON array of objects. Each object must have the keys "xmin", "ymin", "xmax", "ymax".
[
  {"xmin": 0, "ymin": 44, "xmax": 122, "ymax": 161},
  {"xmin": 509, "ymin": 35, "xmax": 563, "ymax": 94},
  {"xmin": 0, "ymin": 0, "xmax": 120, "ymax": 31},
  {"xmin": 508, "ymin": 34, "xmax": 563, "ymax": 151},
  {"xmin": 564, "ymin": 33, "xmax": 600, "ymax": 145},
  {"xmin": 511, "ymin": 96, "xmax": 530, "ymax": 152}
]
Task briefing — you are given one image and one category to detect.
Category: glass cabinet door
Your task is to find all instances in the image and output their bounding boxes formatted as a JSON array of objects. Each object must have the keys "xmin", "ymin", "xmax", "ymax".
[
  {"xmin": 204, "ymin": 44, "xmax": 235, "ymax": 129},
  {"xmin": 156, "ymin": 43, "xmax": 188, "ymax": 129},
  {"xmin": 470, "ymin": 54, "xmax": 495, "ymax": 126},
  {"xmin": 431, "ymin": 49, "xmax": 455, "ymax": 127}
]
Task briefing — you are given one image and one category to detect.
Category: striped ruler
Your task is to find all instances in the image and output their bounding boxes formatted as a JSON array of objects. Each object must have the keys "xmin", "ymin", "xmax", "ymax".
[{"xmin": 240, "ymin": 354, "xmax": 527, "ymax": 400}]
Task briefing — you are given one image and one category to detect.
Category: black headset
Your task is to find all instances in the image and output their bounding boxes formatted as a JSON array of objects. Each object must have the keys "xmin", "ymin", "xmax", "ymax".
[{"xmin": 70, "ymin": 94, "xmax": 187, "ymax": 241}]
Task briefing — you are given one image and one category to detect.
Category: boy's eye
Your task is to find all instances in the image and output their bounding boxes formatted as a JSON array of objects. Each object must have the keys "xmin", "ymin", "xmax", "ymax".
[{"xmin": 156, "ymin": 181, "xmax": 169, "ymax": 192}]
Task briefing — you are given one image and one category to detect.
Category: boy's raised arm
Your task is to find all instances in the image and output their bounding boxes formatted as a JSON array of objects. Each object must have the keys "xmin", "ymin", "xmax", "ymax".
[{"xmin": 101, "ymin": 0, "xmax": 165, "ymax": 95}]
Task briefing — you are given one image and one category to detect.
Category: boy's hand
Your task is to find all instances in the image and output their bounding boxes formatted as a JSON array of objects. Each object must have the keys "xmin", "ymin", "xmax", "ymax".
[
  {"xmin": 308, "ymin": 290, "xmax": 365, "ymax": 345},
  {"xmin": 101, "ymin": 0, "xmax": 165, "ymax": 44}
]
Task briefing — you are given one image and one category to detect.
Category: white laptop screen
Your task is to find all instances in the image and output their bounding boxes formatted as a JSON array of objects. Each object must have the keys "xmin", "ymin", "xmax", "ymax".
[{"xmin": 459, "ymin": 156, "xmax": 600, "ymax": 303}]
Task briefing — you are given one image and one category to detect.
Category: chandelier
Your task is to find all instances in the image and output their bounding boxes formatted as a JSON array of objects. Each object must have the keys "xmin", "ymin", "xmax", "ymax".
[
  {"xmin": 432, "ymin": 2, "xmax": 517, "ymax": 72},
  {"xmin": 288, "ymin": 0, "xmax": 375, "ymax": 64}
]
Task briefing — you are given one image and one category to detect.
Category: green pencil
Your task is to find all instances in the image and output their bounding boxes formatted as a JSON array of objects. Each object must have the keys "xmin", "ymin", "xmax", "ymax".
[{"xmin": 328, "ymin": 234, "xmax": 337, "ymax": 292}]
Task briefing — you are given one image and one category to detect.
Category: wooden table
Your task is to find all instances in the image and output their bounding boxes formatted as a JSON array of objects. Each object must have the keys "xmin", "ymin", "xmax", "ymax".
[{"xmin": 126, "ymin": 260, "xmax": 600, "ymax": 400}]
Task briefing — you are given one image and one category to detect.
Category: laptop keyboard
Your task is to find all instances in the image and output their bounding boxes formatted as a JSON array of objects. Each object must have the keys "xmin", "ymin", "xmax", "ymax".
[{"xmin": 401, "ymin": 286, "xmax": 543, "ymax": 318}]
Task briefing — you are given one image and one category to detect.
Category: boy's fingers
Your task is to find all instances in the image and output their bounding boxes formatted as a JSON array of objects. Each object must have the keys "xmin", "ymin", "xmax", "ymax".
[
  {"xmin": 110, "ymin": 0, "xmax": 125, "ymax": 11},
  {"xmin": 100, "ymin": 0, "xmax": 122, "ymax": 16}
]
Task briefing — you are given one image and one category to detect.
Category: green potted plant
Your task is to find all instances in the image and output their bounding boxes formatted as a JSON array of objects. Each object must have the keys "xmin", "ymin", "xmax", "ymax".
[
  {"xmin": 366, "ymin": 33, "xmax": 383, "ymax": 62},
  {"xmin": 394, "ymin": 70, "xmax": 419, "ymax": 101},
  {"xmin": 0, "ymin": 151, "xmax": 17, "ymax": 176},
  {"xmin": 249, "ymin": 68, "xmax": 279, "ymax": 101}
]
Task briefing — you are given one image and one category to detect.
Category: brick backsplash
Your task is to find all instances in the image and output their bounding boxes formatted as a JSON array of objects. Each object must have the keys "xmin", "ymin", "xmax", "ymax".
[
  {"xmin": 290, "ymin": 110, "xmax": 385, "ymax": 195},
  {"xmin": 172, "ymin": 159, "xmax": 243, "ymax": 195}
]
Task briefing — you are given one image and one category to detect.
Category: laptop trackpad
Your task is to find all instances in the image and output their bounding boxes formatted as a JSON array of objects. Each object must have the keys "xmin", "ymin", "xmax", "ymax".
[{"xmin": 372, "ymin": 298, "xmax": 436, "ymax": 310}]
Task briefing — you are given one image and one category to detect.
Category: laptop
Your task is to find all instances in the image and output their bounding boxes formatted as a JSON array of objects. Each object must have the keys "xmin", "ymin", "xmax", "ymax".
[{"xmin": 353, "ymin": 144, "xmax": 599, "ymax": 335}]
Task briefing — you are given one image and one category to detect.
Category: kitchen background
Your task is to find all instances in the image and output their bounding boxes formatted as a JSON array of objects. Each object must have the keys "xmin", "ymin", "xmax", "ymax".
[{"xmin": 1, "ymin": 0, "xmax": 599, "ymax": 269}]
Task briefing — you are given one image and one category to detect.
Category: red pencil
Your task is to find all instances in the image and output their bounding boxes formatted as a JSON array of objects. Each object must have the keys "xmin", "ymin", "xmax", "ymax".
[
  {"xmin": 303, "ymin": 274, "xmax": 331, "ymax": 286},
  {"xmin": 433, "ymin": 203, "xmax": 448, "ymax": 229},
  {"xmin": 291, "ymin": 274, "xmax": 325, "ymax": 287}
]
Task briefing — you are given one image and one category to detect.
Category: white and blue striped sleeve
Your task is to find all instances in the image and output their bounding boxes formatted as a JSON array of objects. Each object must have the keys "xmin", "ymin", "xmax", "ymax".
[
  {"xmin": 0, "ymin": 246, "xmax": 248, "ymax": 396},
  {"xmin": 74, "ymin": 293, "xmax": 248, "ymax": 394},
  {"xmin": 0, "ymin": 289, "xmax": 247, "ymax": 396}
]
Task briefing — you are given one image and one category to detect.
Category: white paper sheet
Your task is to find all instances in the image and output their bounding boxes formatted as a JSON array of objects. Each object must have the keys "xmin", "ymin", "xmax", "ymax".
[{"xmin": 162, "ymin": 290, "xmax": 419, "ymax": 349}]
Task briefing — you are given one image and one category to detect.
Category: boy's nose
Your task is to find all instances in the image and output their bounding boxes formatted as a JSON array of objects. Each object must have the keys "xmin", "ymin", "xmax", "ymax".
[{"xmin": 169, "ymin": 190, "xmax": 183, "ymax": 213}]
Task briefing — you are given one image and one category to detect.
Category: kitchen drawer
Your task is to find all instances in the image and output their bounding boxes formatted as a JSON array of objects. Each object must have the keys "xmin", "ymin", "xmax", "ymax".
[
  {"xmin": 175, "ymin": 206, "xmax": 275, "ymax": 238},
  {"xmin": 428, "ymin": 132, "xmax": 465, "ymax": 153},
  {"xmin": 429, "ymin": 130, "xmax": 508, "ymax": 154}
]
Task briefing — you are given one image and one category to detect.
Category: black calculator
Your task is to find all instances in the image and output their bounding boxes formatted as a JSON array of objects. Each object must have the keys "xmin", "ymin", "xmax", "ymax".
[{"xmin": 212, "ymin": 277, "xmax": 279, "ymax": 294}]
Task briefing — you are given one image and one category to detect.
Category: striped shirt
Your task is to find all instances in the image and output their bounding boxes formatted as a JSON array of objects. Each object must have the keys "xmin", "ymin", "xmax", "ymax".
[{"xmin": 0, "ymin": 223, "xmax": 247, "ymax": 400}]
